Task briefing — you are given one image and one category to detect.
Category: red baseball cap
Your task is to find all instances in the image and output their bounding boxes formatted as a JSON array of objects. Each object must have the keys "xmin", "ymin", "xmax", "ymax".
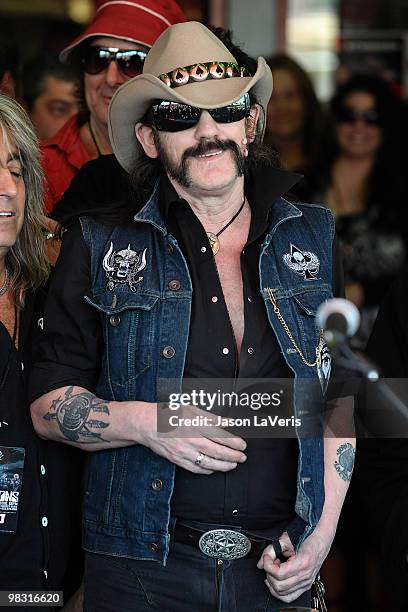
[{"xmin": 59, "ymin": 0, "xmax": 186, "ymax": 63}]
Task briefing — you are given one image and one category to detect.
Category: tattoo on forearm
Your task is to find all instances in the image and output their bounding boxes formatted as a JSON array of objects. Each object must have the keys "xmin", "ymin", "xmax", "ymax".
[
  {"xmin": 43, "ymin": 386, "xmax": 110, "ymax": 443},
  {"xmin": 334, "ymin": 442, "xmax": 355, "ymax": 482}
]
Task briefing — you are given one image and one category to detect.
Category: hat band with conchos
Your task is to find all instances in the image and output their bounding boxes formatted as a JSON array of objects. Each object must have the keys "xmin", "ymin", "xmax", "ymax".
[
  {"xmin": 159, "ymin": 61, "xmax": 251, "ymax": 88},
  {"xmin": 108, "ymin": 21, "xmax": 273, "ymax": 174}
]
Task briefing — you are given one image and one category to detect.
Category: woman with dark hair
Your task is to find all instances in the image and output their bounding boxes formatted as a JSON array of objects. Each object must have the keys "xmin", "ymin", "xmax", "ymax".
[
  {"xmin": 264, "ymin": 54, "xmax": 324, "ymax": 180},
  {"xmin": 310, "ymin": 73, "xmax": 406, "ymax": 347}
]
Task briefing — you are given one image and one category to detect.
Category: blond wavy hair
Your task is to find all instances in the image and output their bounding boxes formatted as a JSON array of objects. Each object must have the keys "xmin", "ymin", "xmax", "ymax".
[{"xmin": 0, "ymin": 93, "xmax": 49, "ymax": 306}]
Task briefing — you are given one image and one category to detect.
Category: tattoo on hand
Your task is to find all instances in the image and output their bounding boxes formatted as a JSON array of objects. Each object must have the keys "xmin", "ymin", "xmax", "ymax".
[
  {"xmin": 43, "ymin": 386, "xmax": 110, "ymax": 443},
  {"xmin": 334, "ymin": 442, "xmax": 355, "ymax": 481}
]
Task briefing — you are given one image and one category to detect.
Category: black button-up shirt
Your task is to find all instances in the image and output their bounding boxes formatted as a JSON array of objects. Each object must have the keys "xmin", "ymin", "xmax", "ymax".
[{"xmin": 161, "ymin": 168, "xmax": 343, "ymax": 529}]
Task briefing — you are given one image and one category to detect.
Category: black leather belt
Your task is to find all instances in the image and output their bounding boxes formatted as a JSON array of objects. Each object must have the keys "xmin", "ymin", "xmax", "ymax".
[{"xmin": 172, "ymin": 522, "xmax": 280, "ymax": 560}]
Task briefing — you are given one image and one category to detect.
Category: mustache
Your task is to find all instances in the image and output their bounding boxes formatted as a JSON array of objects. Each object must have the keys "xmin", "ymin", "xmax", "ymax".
[{"xmin": 182, "ymin": 138, "xmax": 241, "ymax": 161}]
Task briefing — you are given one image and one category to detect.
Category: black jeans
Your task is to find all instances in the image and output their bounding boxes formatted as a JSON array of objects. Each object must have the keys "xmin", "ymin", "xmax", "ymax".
[{"xmin": 84, "ymin": 522, "xmax": 311, "ymax": 612}]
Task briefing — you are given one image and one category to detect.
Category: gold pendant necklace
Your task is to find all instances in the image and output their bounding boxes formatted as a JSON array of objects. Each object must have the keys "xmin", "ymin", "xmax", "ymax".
[
  {"xmin": 206, "ymin": 232, "xmax": 220, "ymax": 255},
  {"xmin": 206, "ymin": 197, "xmax": 246, "ymax": 255}
]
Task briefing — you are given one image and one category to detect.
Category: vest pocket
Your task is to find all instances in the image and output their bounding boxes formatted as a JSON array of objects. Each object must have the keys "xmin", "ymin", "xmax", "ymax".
[
  {"xmin": 288, "ymin": 288, "xmax": 331, "ymax": 363},
  {"xmin": 85, "ymin": 292, "xmax": 158, "ymax": 390},
  {"xmin": 292, "ymin": 287, "xmax": 331, "ymax": 317}
]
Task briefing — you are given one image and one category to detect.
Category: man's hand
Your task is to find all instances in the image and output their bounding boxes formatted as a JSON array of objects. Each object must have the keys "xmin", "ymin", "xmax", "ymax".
[
  {"xmin": 136, "ymin": 403, "xmax": 247, "ymax": 473},
  {"xmin": 257, "ymin": 531, "xmax": 294, "ymax": 569},
  {"xmin": 257, "ymin": 527, "xmax": 332, "ymax": 604}
]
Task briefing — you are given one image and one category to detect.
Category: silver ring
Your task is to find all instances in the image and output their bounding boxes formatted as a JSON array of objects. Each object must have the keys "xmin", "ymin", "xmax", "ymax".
[{"xmin": 194, "ymin": 452, "xmax": 205, "ymax": 466}]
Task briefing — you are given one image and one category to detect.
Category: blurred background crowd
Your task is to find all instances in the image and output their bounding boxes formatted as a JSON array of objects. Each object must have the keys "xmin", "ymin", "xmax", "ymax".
[{"xmin": 2, "ymin": 0, "xmax": 408, "ymax": 610}]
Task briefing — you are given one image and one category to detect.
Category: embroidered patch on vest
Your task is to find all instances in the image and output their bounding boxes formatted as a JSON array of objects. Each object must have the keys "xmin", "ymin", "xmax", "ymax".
[
  {"xmin": 317, "ymin": 341, "xmax": 331, "ymax": 395},
  {"xmin": 102, "ymin": 242, "xmax": 147, "ymax": 292},
  {"xmin": 283, "ymin": 243, "xmax": 320, "ymax": 281}
]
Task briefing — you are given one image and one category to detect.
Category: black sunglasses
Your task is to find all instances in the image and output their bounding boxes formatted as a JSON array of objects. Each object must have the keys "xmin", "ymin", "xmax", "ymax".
[
  {"xmin": 82, "ymin": 46, "xmax": 147, "ymax": 78},
  {"xmin": 147, "ymin": 93, "xmax": 251, "ymax": 132},
  {"xmin": 337, "ymin": 106, "xmax": 381, "ymax": 126}
]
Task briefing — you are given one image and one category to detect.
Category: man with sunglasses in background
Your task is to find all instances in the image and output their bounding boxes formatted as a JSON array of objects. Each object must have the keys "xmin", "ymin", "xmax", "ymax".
[
  {"xmin": 30, "ymin": 22, "xmax": 354, "ymax": 611},
  {"xmin": 41, "ymin": 0, "xmax": 186, "ymax": 214}
]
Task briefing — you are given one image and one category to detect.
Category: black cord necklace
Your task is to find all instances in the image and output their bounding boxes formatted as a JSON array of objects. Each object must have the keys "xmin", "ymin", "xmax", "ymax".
[{"xmin": 206, "ymin": 197, "xmax": 246, "ymax": 255}]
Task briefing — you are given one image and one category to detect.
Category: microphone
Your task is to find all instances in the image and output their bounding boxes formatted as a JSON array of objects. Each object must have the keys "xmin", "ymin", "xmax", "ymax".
[{"xmin": 316, "ymin": 298, "xmax": 360, "ymax": 347}]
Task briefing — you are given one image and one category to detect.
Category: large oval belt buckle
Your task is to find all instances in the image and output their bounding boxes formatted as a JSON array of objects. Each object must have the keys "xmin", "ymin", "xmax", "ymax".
[{"xmin": 198, "ymin": 529, "xmax": 251, "ymax": 560}]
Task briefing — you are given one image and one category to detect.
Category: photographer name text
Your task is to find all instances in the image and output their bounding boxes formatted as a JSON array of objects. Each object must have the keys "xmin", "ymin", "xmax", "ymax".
[{"xmin": 167, "ymin": 414, "xmax": 301, "ymax": 428}]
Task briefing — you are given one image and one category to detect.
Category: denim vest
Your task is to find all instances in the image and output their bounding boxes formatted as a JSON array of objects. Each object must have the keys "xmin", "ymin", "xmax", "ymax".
[{"xmin": 80, "ymin": 181, "xmax": 335, "ymax": 563}]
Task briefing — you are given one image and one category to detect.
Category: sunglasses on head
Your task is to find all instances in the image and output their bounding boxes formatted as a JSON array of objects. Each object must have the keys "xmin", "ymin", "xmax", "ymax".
[
  {"xmin": 81, "ymin": 46, "xmax": 147, "ymax": 78},
  {"xmin": 337, "ymin": 106, "xmax": 381, "ymax": 126},
  {"xmin": 146, "ymin": 93, "xmax": 251, "ymax": 132}
]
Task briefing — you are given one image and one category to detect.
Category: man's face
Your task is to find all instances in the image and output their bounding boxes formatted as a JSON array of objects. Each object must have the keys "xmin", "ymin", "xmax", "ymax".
[
  {"xmin": 84, "ymin": 36, "xmax": 149, "ymax": 132},
  {"xmin": 30, "ymin": 75, "xmax": 79, "ymax": 139},
  {"xmin": 139, "ymin": 107, "xmax": 257, "ymax": 196},
  {"xmin": 0, "ymin": 130, "xmax": 25, "ymax": 260}
]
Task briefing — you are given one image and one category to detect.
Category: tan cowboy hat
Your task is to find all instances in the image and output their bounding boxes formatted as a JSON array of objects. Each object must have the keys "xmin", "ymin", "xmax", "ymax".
[{"xmin": 108, "ymin": 21, "xmax": 273, "ymax": 173}]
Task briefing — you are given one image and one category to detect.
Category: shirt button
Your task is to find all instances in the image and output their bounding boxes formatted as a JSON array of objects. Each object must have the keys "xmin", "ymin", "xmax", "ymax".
[
  {"xmin": 151, "ymin": 478, "xmax": 163, "ymax": 491},
  {"xmin": 163, "ymin": 346, "xmax": 175, "ymax": 359},
  {"xmin": 149, "ymin": 542, "xmax": 159, "ymax": 552},
  {"xmin": 109, "ymin": 314, "xmax": 121, "ymax": 327},
  {"xmin": 211, "ymin": 296, "xmax": 218, "ymax": 303},
  {"xmin": 247, "ymin": 347, "xmax": 254, "ymax": 354},
  {"xmin": 168, "ymin": 280, "xmax": 181, "ymax": 291},
  {"xmin": 201, "ymin": 246, "xmax": 207, "ymax": 253},
  {"xmin": 247, "ymin": 296, "xmax": 252, "ymax": 302},
  {"xmin": 41, "ymin": 517, "xmax": 48, "ymax": 527},
  {"xmin": 222, "ymin": 348, "xmax": 229, "ymax": 355},
  {"xmin": 21, "ymin": 362, "xmax": 24, "ymax": 371},
  {"xmin": 232, "ymin": 509, "xmax": 239, "ymax": 516},
  {"xmin": 40, "ymin": 465, "xmax": 46, "ymax": 476}
]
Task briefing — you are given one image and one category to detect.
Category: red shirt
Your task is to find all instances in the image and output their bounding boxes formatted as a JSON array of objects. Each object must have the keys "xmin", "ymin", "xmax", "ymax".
[{"xmin": 41, "ymin": 116, "xmax": 93, "ymax": 214}]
